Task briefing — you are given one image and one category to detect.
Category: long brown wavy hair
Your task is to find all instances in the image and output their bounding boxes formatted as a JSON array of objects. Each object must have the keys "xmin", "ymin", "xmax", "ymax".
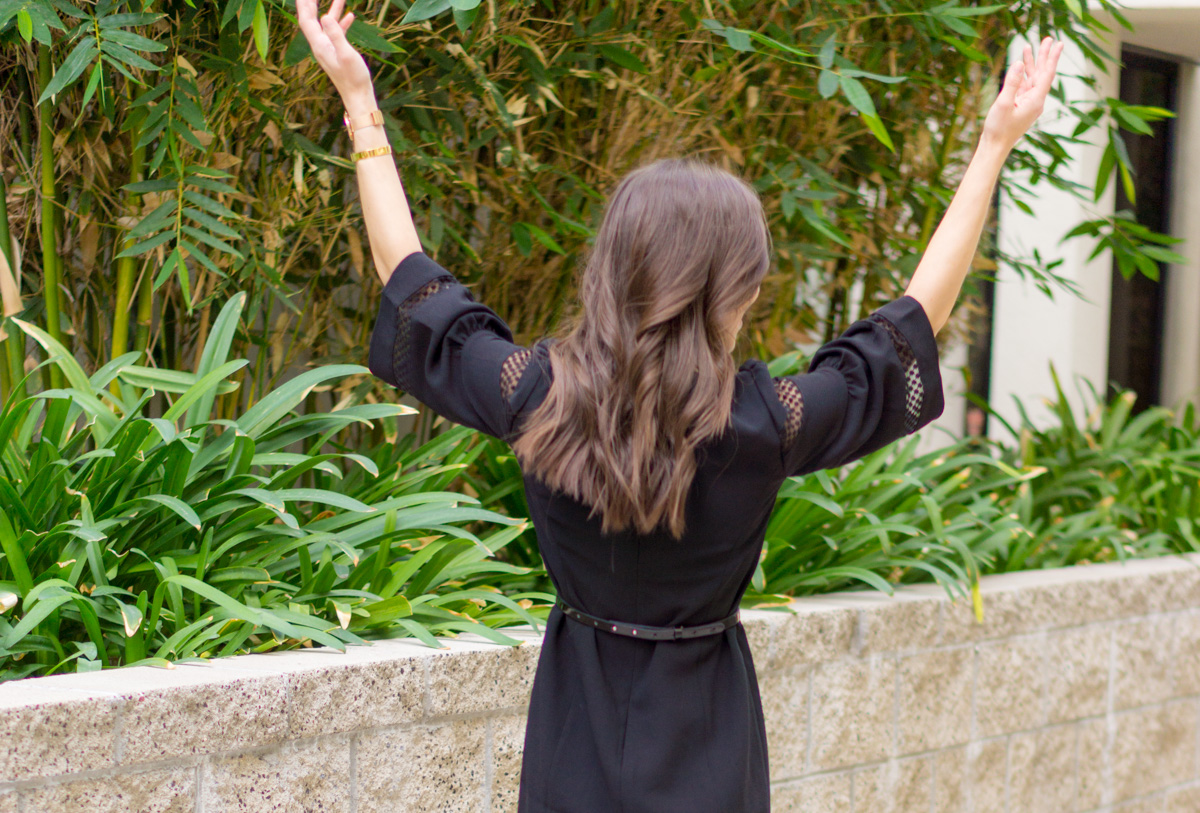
[{"xmin": 511, "ymin": 158, "xmax": 773, "ymax": 538}]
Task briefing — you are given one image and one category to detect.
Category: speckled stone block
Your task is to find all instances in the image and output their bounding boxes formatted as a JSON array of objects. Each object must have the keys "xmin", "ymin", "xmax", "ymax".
[
  {"xmin": 1113, "ymin": 616, "xmax": 1179, "ymax": 711},
  {"xmin": 201, "ymin": 737, "xmax": 350, "ymax": 812},
  {"xmin": 1173, "ymin": 610, "xmax": 1200, "ymax": 697},
  {"xmin": 1165, "ymin": 783, "xmax": 1200, "ymax": 812},
  {"xmin": 931, "ymin": 746, "xmax": 967, "ymax": 813},
  {"xmin": 769, "ymin": 603, "xmax": 856, "ymax": 670},
  {"xmin": 1101, "ymin": 561, "xmax": 1198, "ymax": 619},
  {"xmin": 851, "ymin": 757, "xmax": 931, "ymax": 813},
  {"xmin": 1111, "ymin": 797, "xmax": 1167, "ymax": 813},
  {"xmin": 0, "ymin": 791, "xmax": 18, "ymax": 813},
  {"xmin": 967, "ymin": 739, "xmax": 1007, "ymax": 813},
  {"xmin": 770, "ymin": 771, "xmax": 851, "ymax": 812},
  {"xmin": 1110, "ymin": 702, "xmax": 1197, "ymax": 803},
  {"xmin": 758, "ymin": 665, "xmax": 811, "ymax": 780},
  {"xmin": 928, "ymin": 578, "xmax": 1044, "ymax": 644},
  {"xmin": 1021, "ymin": 571, "xmax": 1128, "ymax": 631},
  {"xmin": 357, "ymin": 719, "xmax": 486, "ymax": 813},
  {"xmin": 896, "ymin": 648, "xmax": 972, "ymax": 753},
  {"xmin": 1133, "ymin": 559, "xmax": 1200, "ymax": 615},
  {"xmin": 975, "ymin": 634, "xmax": 1047, "ymax": 737},
  {"xmin": 0, "ymin": 684, "xmax": 121, "ymax": 781},
  {"xmin": 1007, "ymin": 726, "xmax": 1076, "ymax": 813},
  {"xmin": 19, "ymin": 766, "xmax": 196, "ymax": 813},
  {"xmin": 933, "ymin": 561, "xmax": 1194, "ymax": 645},
  {"xmin": 741, "ymin": 615, "xmax": 773, "ymax": 666},
  {"xmin": 285, "ymin": 653, "xmax": 424, "ymax": 737},
  {"xmin": 490, "ymin": 715, "xmax": 527, "ymax": 813},
  {"xmin": 115, "ymin": 673, "xmax": 289, "ymax": 765},
  {"xmin": 813, "ymin": 589, "xmax": 943, "ymax": 655},
  {"xmin": 425, "ymin": 642, "xmax": 538, "ymax": 717},
  {"xmin": 808, "ymin": 657, "xmax": 896, "ymax": 770},
  {"xmin": 1076, "ymin": 717, "xmax": 1108, "ymax": 810},
  {"xmin": 1045, "ymin": 625, "xmax": 1111, "ymax": 724}
]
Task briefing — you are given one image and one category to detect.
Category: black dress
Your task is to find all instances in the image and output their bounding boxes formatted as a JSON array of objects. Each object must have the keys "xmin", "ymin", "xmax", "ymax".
[{"xmin": 368, "ymin": 251, "xmax": 945, "ymax": 813}]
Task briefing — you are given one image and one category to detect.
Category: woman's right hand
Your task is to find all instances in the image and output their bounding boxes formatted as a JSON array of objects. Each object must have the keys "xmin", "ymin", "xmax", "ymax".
[
  {"xmin": 297, "ymin": 0, "xmax": 375, "ymax": 103},
  {"xmin": 981, "ymin": 35, "xmax": 1065, "ymax": 153}
]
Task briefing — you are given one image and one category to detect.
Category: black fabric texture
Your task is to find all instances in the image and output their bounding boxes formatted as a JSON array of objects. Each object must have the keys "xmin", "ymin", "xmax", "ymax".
[{"xmin": 367, "ymin": 252, "xmax": 945, "ymax": 812}]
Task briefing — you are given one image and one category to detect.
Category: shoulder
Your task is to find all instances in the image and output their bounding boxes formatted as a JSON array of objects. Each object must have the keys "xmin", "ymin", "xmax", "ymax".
[{"xmin": 729, "ymin": 359, "xmax": 794, "ymax": 458}]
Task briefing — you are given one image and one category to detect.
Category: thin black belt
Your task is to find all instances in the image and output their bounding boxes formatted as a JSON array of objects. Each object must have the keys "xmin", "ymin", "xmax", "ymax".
[{"xmin": 555, "ymin": 596, "xmax": 740, "ymax": 641}]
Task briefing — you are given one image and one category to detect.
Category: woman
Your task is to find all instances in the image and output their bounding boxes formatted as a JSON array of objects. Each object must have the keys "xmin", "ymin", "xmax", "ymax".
[{"xmin": 298, "ymin": 5, "xmax": 1062, "ymax": 810}]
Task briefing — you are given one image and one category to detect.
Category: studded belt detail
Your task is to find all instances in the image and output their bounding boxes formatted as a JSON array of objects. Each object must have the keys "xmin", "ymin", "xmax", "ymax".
[{"xmin": 554, "ymin": 596, "xmax": 740, "ymax": 641}]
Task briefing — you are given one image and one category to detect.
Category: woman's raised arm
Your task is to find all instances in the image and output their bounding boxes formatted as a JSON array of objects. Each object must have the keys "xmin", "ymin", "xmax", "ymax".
[
  {"xmin": 297, "ymin": 0, "xmax": 422, "ymax": 285},
  {"xmin": 903, "ymin": 35, "xmax": 1064, "ymax": 335}
]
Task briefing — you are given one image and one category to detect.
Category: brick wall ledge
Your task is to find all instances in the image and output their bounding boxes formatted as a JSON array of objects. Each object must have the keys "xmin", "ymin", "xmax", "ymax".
[{"xmin": 3, "ymin": 553, "xmax": 1200, "ymax": 811}]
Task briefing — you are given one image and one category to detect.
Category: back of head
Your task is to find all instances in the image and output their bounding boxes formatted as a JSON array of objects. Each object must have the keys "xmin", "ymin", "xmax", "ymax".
[{"xmin": 512, "ymin": 157, "xmax": 772, "ymax": 538}]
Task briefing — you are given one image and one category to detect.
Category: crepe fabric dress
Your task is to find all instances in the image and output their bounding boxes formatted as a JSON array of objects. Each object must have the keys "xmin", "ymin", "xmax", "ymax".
[{"xmin": 368, "ymin": 251, "xmax": 945, "ymax": 813}]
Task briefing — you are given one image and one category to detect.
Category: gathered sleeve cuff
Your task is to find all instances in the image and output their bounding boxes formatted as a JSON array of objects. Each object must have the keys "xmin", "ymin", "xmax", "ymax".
[
  {"xmin": 367, "ymin": 251, "xmax": 542, "ymax": 441},
  {"xmin": 768, "ymin": 295, "xmax": 945, "ymax": 477}
]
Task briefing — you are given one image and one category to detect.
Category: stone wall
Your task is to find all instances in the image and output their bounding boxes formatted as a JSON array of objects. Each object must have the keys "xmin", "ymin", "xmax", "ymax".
[{"xmin": 3, "ymin": 554, "xmax": 1200, "ymax": 811}]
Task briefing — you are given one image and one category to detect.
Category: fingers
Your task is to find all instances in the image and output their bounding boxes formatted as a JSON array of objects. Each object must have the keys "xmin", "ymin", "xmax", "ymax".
[
  {"xmin": 1031, "ymin": 39, "xmax": 1063, "ymax": 95},
  {"xmin": 320, "ymin": 4, "xmax": 358, "ymax": 60},
  {"xmin": 999, "ymin": 60, "xmax": 1024, "ymax": 106},
  {"xmin": 299, "ymin": 0, "xmax": 336, "ymax": 62},
  {"xmin": 1040, "ymin": 41, "xmax": 1065, "ymax": 91},
  {"xmin": 298, "ymin": 0, "xmax": 321, "ymax": 32}
]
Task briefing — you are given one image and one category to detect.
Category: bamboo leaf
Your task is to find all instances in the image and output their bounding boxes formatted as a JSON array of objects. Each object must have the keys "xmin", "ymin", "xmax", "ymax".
[
  {"xmin": 252, "ymin": 0, "xmax": 268, "ymax": 60},
  {"xmin": 596, "ymin": 44, "xmax": 648, "ymax": 74},
  {"xmin": 38, "ymin": 39, "xmax": 98, "ymax": 104},
  {"xmin": 402, "ymin": 0, "xmax": 451, "ymax": 23}
]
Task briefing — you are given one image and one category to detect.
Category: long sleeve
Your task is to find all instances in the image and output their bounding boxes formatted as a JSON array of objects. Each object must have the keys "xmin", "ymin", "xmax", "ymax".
[
  {"xmin": 765, "ymin": 295, "xmax": 945, "ymax": 477},
  {"xmin": 367, "ymin": 251, "xmax": 542, "ymax": 441}
]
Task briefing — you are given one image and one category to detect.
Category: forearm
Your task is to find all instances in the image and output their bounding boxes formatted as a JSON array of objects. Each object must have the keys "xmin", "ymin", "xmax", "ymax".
[
  {"xmin": 903, "ymin": 133, "xmax": 1011, "ymax": 334},
  {"xmin": 343, "ymin": 90, "xmax": 423, "ymax": 287}
]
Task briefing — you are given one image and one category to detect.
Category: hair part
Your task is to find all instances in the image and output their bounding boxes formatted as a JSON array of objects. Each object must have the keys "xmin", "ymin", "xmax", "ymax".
[{"xmin": 511, "ymin": 158, "xmax": 772, "ymax": 538}]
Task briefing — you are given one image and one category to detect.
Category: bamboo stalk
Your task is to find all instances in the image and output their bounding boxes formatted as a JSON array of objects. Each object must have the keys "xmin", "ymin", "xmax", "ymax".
[
  {"xmin": 16, "ymin": 70, "xmax": 32, "ymax": 170},
  {"xmin": 36, "ymin": 45, "xmax": 63, "ymax": 391},
  {"xmin": 0, "ymin": 168, "xmax": 26, "ymax": 405},
  {"xmin": 917, "ymin": 80, "xmax": 969, "ymax": 250},
  {"xmin": 133, "ymin": 251, "xmax": 154, "ymax": 357},
  {"xmin": 110, "ymin": 80, "xmax": 147, "ymax": 398}
]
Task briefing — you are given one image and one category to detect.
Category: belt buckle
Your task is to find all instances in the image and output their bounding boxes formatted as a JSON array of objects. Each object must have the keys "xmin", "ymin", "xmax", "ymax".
[{"xmin": 672, "ymin": 625, "xmax": 686, "ymax": 640}]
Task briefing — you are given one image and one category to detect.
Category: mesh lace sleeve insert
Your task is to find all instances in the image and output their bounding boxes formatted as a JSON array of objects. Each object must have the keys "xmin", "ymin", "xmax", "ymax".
[
  {"xmin": 390, "ymin": 275, "xmax": 456, "ymax": 392},
  {"xmin": 772, "ymin": 376, "xmax": 805, "ymax": 447},
  {"xmin": 868, "ymin": 312, "xmax": 924, "ymax": 434},
  {"xmin": 500, "ymin": 346, "xmax": 535, "ymax": 402}
]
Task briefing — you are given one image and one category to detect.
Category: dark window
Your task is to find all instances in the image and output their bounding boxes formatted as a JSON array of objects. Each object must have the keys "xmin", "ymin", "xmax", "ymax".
[{"xmin": 1107, "ymin": 47, "xmax": 1179, "ymax": 413}]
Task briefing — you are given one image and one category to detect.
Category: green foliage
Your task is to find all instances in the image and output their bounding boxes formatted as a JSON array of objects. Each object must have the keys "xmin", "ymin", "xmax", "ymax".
[
  {"xmin": 751, "ymin": 364, "xmax": 1200, "ymax": 607},
  {"xmin": 0, "ymin": 0, "xmax": 1182, "ymax": 407},
  {"xmin": 979, "ymin": 366, "xmax": 1200, "ymax": 565},
  {"xmin": 1, "ymin": 0, "xmax": 1193, "ymax": 670},
  {"xmin": 0, "ymin": 293, "xmax": 551, "ymax": 681}
]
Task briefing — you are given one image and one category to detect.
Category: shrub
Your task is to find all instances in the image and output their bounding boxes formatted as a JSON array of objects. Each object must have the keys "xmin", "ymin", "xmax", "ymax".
[{"xmin": 0, "ymin": 293, "xmax": 552, "ymax": 681}]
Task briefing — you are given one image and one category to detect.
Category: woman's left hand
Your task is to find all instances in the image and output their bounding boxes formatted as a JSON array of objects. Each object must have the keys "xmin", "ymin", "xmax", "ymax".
[
  {"xmin": 981, "ymin": 35, "xmax": 1064, "ymax": 153},
  {"xmin": 297, "ymin": 0, "xmax": 374, "ymax": 102}
]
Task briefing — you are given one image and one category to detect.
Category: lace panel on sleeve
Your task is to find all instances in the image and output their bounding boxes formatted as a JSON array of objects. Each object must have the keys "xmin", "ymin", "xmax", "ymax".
[
  {"xmin": 773, "ymin": 377, "xmax": 805, "ymax": 447},
  {"xmin": 500, "ymin": 346, "xmax": 534, "ymax": 402},
  {"xmin": 869, "ymin": 312, "xmax": 923, "ymax": 433},
  {"xmin": 391, "ymin": 275, "xmax": 456, "ymax": 391}
]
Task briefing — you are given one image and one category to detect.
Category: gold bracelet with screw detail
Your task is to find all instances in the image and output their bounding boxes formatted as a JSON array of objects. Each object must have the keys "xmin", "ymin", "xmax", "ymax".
[{"xmin": 343, "ymin": 108, "xmax": 390, "ymax": 163}]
